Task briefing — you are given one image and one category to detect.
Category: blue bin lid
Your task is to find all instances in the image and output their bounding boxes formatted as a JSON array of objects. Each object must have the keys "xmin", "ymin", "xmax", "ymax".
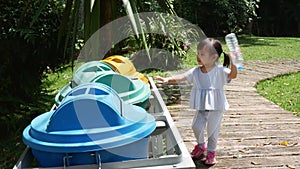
[{"xmin": 23, "ymin": 83, "xmax": 156, "ymax": 153}]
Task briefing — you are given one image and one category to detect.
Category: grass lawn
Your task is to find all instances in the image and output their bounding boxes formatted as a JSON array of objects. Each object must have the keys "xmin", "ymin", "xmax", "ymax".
[
  {"xmin": 2, "ymin": 35, "xmax": 300, "ymax": 169},
  {"xmin": 256, "ymin": 73, "xmax": 300, "ymax": 117},
  {"xmin": 238, "ymin": 36, "xmax": 300, "ymax": 60},
  {"xmin": 181, "ymin": 35, "xmax": 300, "ymax": 66}
]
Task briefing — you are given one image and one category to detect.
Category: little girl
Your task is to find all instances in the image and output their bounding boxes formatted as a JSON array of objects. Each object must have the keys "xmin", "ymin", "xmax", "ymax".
[{"xmin": 155, "ymin": 38, "xmax": 238, "ymax": 165}]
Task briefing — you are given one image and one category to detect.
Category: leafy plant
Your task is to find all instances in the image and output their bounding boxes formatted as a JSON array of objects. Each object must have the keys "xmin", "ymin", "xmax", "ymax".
[
  {"xmin": 0, "ymin": 0, "xmax": 66, "ymax": 135},
  {"xmin": 127, "ymin": 12, "xmax": 203, "ymax": 71}
]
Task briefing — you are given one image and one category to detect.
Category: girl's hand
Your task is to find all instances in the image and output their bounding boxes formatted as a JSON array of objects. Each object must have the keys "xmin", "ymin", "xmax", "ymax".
[
  {"xmin": 228, "ymin": 54, "xmax": 238, "ymax": 79},
  {"xmin": 155, "ymin": 74, "xmax": 186, "ymax": 83},
  {"xmin": 154, "ymin": 76, "xmax": 169, "ymax": 83}
]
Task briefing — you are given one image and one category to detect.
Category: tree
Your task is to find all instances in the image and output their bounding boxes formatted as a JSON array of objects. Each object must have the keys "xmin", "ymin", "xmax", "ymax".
[
  {"xmin": 174, "ymin": 0, "xmax": 260, "ymax": 36},
  {"xmin": 253, "ymin": 0, "xmax": 300, "ymax": 36},
  {"xmin": 0, "ymin": 0, "xmax": 65, "ymax": 134}
]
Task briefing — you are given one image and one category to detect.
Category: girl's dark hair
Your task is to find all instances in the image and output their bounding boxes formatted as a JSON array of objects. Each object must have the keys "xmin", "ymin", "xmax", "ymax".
[{"xmin": 197, "ymin": 38, "xmax": 230, "ymax": 67}]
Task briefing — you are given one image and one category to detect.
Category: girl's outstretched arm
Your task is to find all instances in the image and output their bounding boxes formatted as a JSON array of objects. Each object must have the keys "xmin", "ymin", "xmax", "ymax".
[{"xmin": 155, "ymin": 74, "xmax": 187, "ymax": 83}]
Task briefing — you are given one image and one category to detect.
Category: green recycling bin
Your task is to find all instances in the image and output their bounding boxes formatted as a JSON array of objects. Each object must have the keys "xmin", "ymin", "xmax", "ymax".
[
  {"xmin": 55, "ymin": 63, "xmax": 150, "ymax": 109},
  {"xmin": 55, "ymin": 61, "xmax": 114, "ymax": 105}
]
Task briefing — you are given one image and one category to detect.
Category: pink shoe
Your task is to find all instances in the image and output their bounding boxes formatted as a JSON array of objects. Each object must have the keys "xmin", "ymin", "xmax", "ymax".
[
  {"xmin": 191, "ymin": 144, "xmax": 207, "ymax": 158},
  {"xmin": 205, "ymin": 151, "xmax": 217, "ymax": 165}
]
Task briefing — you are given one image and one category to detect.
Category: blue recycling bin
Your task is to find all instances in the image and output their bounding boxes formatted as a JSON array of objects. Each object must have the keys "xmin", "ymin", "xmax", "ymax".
[{"xmin": 23, "ymin": 83, "xmax": 156, "ymax": 167}]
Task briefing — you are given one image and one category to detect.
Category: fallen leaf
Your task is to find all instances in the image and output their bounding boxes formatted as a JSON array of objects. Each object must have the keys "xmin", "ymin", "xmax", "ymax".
[
  {"xmin": 263, "ymin": 142, "xmax": 272, "ymax": 146},
  {"xmin": 239, "ymin": 149, "xmax": 246, "ymax": 153},
  {"xmin": 233, "ymin": 154, "xmax": 242, "ymax": 158},
  {"xmin": 238, "ymin": 138, "xmax": 244, "ymax": 142},
  {"xmin": 251, "ymin": 161, "xmax": 260, "ymax": 165},
  {"xmin": 253, "ymin": 143, "xmax": 260, "ymax": 147},
  {"xmin": 280, "ymin": 141, "xmax": 289, "ymax": 146},
  {"xmin": 286, "ymin": 164, "xmax": 296, "ymax": 169},
  {"xmin": 291, "ymin": 142, "xmax": 298, "ymax": 146}
]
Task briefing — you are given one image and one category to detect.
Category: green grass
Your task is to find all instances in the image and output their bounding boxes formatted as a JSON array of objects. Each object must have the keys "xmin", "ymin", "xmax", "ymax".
[
  {"xmin": 42, "ymin": 64, "xmax": 74, "ymax": 96},
  {"xmin": 0, "ymin": 130, "xmax": 25, "ymax": 169},
  {"xmin": 256, "ymin": 72, "xmax": 300, "ymax": 117},
  {"xmin": 238, "ymin": 36, "xmax": 300, "ymax": 60}
]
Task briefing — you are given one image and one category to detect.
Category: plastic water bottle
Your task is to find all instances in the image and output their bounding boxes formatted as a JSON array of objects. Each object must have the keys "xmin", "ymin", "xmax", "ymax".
[{"xmin": 225, "ymin": 33, "xmax": 243, "ymax": 70}]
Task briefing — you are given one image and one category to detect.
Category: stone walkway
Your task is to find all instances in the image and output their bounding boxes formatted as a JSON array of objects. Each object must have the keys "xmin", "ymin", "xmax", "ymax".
[{"xmin": 165, "ymin": 59, "xmax": 300, "ymax": 168}]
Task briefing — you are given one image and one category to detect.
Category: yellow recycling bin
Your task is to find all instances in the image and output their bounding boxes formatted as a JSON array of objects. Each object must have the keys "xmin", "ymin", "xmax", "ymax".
[{"xmin": 101, "ymin": 55, "xmax": 149, "ymax": 84}]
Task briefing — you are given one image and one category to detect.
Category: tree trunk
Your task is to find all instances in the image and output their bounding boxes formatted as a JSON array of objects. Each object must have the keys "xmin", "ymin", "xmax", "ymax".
[{"xmin": 100, "ymin": 0, "xmax": 113, "ymax": 58}]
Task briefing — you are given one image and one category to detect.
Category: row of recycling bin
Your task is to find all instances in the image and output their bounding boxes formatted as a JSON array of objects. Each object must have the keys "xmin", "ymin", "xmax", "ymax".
[
  {"xmin": 55, "ymin": 55, "xmax": 150, "ymax": 108},
  {"xmin": 22, "ymin": 56, "xmax": 156, "ymax": 167}
]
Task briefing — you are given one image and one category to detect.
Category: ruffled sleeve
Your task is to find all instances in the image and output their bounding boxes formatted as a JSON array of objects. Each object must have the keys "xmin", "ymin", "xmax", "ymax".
[
  {"xmin": 223, "ymin": 67, "xmax": 231, "ymax": 83},
  {"xmin": 184, "ymin": 67, "xmax": 197, "ymax": 84}
]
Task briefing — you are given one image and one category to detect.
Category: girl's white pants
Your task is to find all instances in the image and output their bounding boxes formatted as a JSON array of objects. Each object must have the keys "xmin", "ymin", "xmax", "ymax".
[{"xmin": 192, "ymin": 110, "xmax": 223, "ymax": 152}]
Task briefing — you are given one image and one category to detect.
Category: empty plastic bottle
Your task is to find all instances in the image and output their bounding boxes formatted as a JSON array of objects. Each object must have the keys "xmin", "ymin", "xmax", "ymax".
[{"xmin": 225, "ymin": 33, "xmax": 243, "ymax": 70}]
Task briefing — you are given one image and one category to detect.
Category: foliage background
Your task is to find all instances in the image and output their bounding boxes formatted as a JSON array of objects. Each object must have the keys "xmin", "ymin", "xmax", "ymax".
[
  {"xmin": 0, "ymin": 1, "xmax": 67, "ymax": 134},
  {"xmin": 0, "ymin": 0, "xmax": 299, "ymax": 138},
  {"xmin": 174, "ymin": 0, "xmax": 259, "ymax": 36},
  {"xmin": 0, "ymin": 0, "xmax": 300, "ymax": 168}
]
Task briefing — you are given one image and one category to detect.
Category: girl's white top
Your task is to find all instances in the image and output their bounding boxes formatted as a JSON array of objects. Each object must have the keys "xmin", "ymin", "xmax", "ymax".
[{"xmin": 184, "ymin": 65, "xmax": 231, "ymax": 111}]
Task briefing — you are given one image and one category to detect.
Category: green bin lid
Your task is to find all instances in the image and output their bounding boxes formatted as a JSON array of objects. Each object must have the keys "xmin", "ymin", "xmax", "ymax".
[
  {"xmin": 55, "ymin": 65, "xmax": 150, "ymax": 107},
  {"xmin": 55, "ymin": 61, "xmax": 114, "ymax": 105},
  {"xmin": 93, "ymin": 71, "xmax": 151, "ymax": 105}
]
